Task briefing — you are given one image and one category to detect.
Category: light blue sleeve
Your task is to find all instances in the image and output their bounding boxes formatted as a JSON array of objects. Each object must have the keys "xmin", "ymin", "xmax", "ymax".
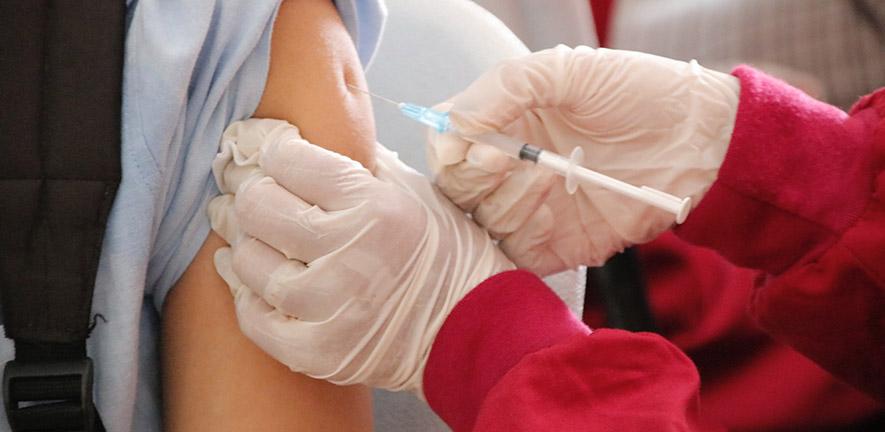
[
  {"xmin": 335, "ymin": 0, "xmax": 388, "ymax": 69},
  {"xmin": 119, "ymin": 0, "xmax": 387, "ymax": 311}
]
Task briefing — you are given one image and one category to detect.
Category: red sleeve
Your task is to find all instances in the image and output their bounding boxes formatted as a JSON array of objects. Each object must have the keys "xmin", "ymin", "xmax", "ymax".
[
  {"xmin": 423, "ymin": 270, "xmax": 720, "ymax": 432},
  {"xmin": 675, "ymin": 66, "xmax": 885, "ymax": 399}
]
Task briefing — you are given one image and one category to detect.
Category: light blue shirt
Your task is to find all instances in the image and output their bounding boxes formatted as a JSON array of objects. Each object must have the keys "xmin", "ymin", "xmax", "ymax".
[{"xmin": 0, "ymin": 1, "xmax": 386, "ymax": 431}]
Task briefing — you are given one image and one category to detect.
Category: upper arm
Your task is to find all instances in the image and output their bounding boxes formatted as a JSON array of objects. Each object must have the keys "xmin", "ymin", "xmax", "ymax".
[
  {"xmin": 162, "ymin": 1, "xmax": 377, "ymax": 430},
  {"xmin": 162, "ymin": 233, "xmax": 373, "ymax": 431},
  {"xmin": 253, "ymin": 0, "xmax": 376, "ymax": 170}
]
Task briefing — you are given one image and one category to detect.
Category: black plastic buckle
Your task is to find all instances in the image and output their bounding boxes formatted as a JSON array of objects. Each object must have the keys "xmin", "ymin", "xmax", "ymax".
[{"xmin": 3, "ymin": 358, "xmax": 95, "ymax": 432}]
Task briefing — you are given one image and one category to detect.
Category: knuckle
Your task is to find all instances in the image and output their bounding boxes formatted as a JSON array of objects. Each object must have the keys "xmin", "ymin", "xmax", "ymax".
[{"xmin": 234, "ymin": 177, "xmax": 273, "ymax": 218}]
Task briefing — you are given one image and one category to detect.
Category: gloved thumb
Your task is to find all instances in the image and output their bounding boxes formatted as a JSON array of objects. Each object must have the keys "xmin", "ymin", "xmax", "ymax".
[
  {"xmin": 258, "ymin": 123, "xmax": 382, "ymax": 211},
  {"xmin": 498, "ymin": 203, "xmax": 564, "ymax": 275}
]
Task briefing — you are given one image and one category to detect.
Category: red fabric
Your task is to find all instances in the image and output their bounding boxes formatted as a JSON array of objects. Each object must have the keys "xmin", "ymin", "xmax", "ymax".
[
  {"xmin": 474, "ymin": 330, "xmax": 714, "ymax": 432},
  {"xmin": 425, "ymin": 270, "xmax": 715, "ymax": 432},
  {"xmin": 677, "ymin": 67, "xmax": 870, "ymax": 274},
  {"xmin": 423, "ymin": 68, "xmax": 885, "ymax": 431},
  {"xmin": 423, "ymin": 270, "xmax": 590, "ymax": 432},
  {"xmin": 589, "ymin": 0, "xmax": 615, "ymax": 47},
  {"xmin": 586, "ymin": 233, "xmax": 883, "ymax": 431},
  {"xmin": 676, "ymin": 66, "xmax": 885, "ymax": 399}
]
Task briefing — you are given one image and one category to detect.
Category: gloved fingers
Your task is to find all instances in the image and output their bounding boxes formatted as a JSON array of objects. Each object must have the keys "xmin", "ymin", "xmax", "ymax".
[
  {"xmin": 221, "ymin": 163, "xmax": 265, "ymax": 196},
  {"xmin": 464, "ymin": 142, "xmax": 514, "ymax": 173},
  {"xmin": 235, "ymin": 175, "xmax": 362, "ymax": 263},
  {"xmin": 214, "ymin": 119, "xmax": 295, "ymax": 193},
  {"xmin": 434, "ymin": 160, "xmax": 511, "ymax": 212},
  {"xmin": 427, "ymin": 131, "xmax": 471, "ymax": 175},
  {"xmin": 371, "ymin": 143, "xmax": 432, "ymax": 188},
  {"xmin": 208, "ymin": 194, "xmax": 240, "ymax": 245},
  {"xmin": 233, "ymin": 248, "xmax": 360, "ymax": 324},
  {"xmin": 225, "ymin": 118, "xmax": 297, "ymax": 159},
  {"xmin": 428, "ymin": 105, "xmax": 545, "ymax": 175},
  {"xmin": 446, "ymin": 45, "xmax": 587, "ymax": 136},
  {"xmin": 231, "ymin": 286, "xmax": 326, "ymax": 378},
  {"xmin": 499, "ymin": 204, "xmax": 568, "ymax": 276},
  {"xmin": 428, "ymin": 118, "xmax": 516, "ymax": 210},
  {"xmin": 230, "ymin": 236, "xmax": 363, "ymax": 324},
  {"xmin": 230, "ymin": 236, "xmax": 304, "ymax": 306},
  {"xmin": 221, "ymin": 243, "xmax": 354, "ymax": 321},
  {"xmin": 473, "ymin": 164, "xmax": 557, "ymax": 238},
  {"xmin": 429, "ymin": 138, "xmax": 515, "ymax": 212},
  {"xmin": 426, "ymin": 103, "xmax": 513, "ymax": 175},
  {"xmin": 258, "ymin": 129, "xmax": 380, "ymax": 211},
  {"xmin": 213, "ymin": 247, "xmax": 246, "ymax": 297},
  {"xmin": 222, "ymin": 241, "xmax": 342, "ymax": 325},
  {"xmin": 424, "ymin": 102, "xmax": 466, "ymax": 171}
]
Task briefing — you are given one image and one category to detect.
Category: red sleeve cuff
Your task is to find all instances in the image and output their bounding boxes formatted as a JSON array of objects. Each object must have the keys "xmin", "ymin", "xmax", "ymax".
[
  {"xmin": 423, "ymin": 270, "xmax": 590, "ymax": 431},
  {"xmin": 747, "ymin": 88, "xmax": 885, "ymax": 398},
  {"xmin": 676, "ymin": 66, "xmax": 875, "ymax": 275}
]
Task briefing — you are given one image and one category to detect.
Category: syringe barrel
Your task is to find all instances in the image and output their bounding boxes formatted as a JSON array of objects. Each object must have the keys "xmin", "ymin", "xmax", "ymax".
[
  {"xmin": 458, "ymin": 132, "xmax": 525, "ymax": 159},
  {"xmin": 402, "ymin": 102, "xmax": 694, "ymax": 223},
  {"xmin": 536, "ymin": 151, "xmax": 692, "ymax": 222}
]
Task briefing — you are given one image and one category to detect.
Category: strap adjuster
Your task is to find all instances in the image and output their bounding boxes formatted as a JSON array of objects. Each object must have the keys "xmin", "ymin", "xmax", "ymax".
[{"xmin": 3, "ymin": 358, "xmax": 96, "ymax": 432}]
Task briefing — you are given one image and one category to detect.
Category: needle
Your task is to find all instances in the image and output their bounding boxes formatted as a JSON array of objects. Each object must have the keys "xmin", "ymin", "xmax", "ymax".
[{"xmin": 347, "ymin": 83, "xmax": 400, "ymax": 107}]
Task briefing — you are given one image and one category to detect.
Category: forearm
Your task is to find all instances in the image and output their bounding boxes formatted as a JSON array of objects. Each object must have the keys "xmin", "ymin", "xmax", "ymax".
[
  {"xmin": 675, "ymin": 66, "xmax": 869, "ymax": 274},
  {"xmin": 424, "ymin": 271, "xmax": 710, "ymax": 431},
  {"xmin": 676, "ymin": 67, "xmax": 885, "ymax": 397},
  {"xmin": 163, "ymin": 0, "xmax": 377, "ymax": 429}
]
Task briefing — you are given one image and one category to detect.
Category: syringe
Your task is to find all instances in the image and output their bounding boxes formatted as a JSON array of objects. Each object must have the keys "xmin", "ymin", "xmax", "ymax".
[{"xmin": 349, "ymin": 84, "xmax": 691, "ymax": 223}]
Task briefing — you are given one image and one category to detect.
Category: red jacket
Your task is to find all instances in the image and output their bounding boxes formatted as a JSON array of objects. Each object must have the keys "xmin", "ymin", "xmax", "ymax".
[{"xmin": 422, "ymin": 67, "xmax": 885, "ymax": 431}]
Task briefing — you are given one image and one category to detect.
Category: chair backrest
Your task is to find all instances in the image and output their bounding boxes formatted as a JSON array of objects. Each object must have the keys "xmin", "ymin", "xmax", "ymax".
[{"xmin": 365, "ymin": 0, "xmax": 529, "ymax": 175}]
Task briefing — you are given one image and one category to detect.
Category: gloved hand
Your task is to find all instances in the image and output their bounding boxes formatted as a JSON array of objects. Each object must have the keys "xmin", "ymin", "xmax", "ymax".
[
  {"xmin": 428, "ymin": 45, "xmax": 740, "ymax": 275},
  {"xmin": 208, "ymin": 119, "xmax": 514, "ymax": 394}
]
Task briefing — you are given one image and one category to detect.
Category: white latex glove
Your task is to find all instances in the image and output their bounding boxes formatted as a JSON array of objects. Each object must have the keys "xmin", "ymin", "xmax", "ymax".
[
  {"xmin": 428, "ymin": 45, "xmax": 740, "ymax": 276},
  {"xmin": 208, "ymin": 119, "xmax": 514, "ymax": 394}
]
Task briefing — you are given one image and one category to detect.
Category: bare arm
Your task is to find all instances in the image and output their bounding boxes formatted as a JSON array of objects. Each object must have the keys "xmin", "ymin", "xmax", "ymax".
[
  {"xmin": 162, "ymin": 1, "xmax": 376, "ymax": 430},
  {"xmin": 252, "ymin": 0, "xmax": 376, "ymax": 170}
]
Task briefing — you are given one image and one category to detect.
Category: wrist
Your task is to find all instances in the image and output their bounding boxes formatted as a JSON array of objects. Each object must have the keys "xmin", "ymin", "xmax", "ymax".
[
  {"xmin": 423, "ymin": 269, "xmax": 590, "ymax": 431},
  {"xmin": 680, "ymin": 65, "xmax": 741, "ymax": 209},
  {"xmin": 677, "ymin": 66, "xmax": 866, "ymax": 274}
]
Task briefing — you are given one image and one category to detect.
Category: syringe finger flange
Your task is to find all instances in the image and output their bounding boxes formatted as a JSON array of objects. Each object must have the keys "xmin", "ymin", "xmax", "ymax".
[{"xmin": 564, "ymin": 147, "xmax": 585, "ymax": 195}]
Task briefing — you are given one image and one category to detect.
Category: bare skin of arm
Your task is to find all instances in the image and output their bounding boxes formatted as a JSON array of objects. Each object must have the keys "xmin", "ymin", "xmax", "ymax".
[{"xmin": 162, "ymin": 1, "xmax": 376, "ymax": 430}]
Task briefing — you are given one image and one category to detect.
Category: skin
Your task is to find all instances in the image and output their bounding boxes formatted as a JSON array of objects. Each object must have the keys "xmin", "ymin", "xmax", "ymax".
[
  {"xmin": 252, "ymin": 0, "xmax": 376, "ymax": 171},
  {"xmin": 162, "ymin": 1, "xmax": 377, "ymax": 430}
]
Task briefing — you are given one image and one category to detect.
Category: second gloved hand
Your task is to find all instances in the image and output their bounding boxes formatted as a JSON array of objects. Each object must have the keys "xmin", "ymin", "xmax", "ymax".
[
  {"xmin": 429, "ymin": 45, "xmax": 740, "ymax": 275},
  {"xmin": 208, "ymin": 119, "xmax": 514, "ymax": 394}
]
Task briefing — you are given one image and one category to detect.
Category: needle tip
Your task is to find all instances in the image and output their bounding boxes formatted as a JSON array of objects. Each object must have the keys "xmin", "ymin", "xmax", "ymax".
[{"xmin": 345, "ymin": 84, "xmax": 401, "ymax": 107}]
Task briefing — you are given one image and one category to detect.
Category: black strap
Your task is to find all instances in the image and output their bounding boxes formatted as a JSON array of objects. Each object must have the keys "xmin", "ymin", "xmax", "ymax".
[
  {"xmin": 0, "ymin": 1, "xmax": 124, "ymax": 430},
  {"xmin": 586, "ymin": 248, "xmax": 658, "ymax": 333}
]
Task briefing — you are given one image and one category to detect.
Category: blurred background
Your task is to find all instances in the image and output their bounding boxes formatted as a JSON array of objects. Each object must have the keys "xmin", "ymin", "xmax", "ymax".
[{"xmin": 478, "ymin": 0, "xmax": 884, "ymax": 109}]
